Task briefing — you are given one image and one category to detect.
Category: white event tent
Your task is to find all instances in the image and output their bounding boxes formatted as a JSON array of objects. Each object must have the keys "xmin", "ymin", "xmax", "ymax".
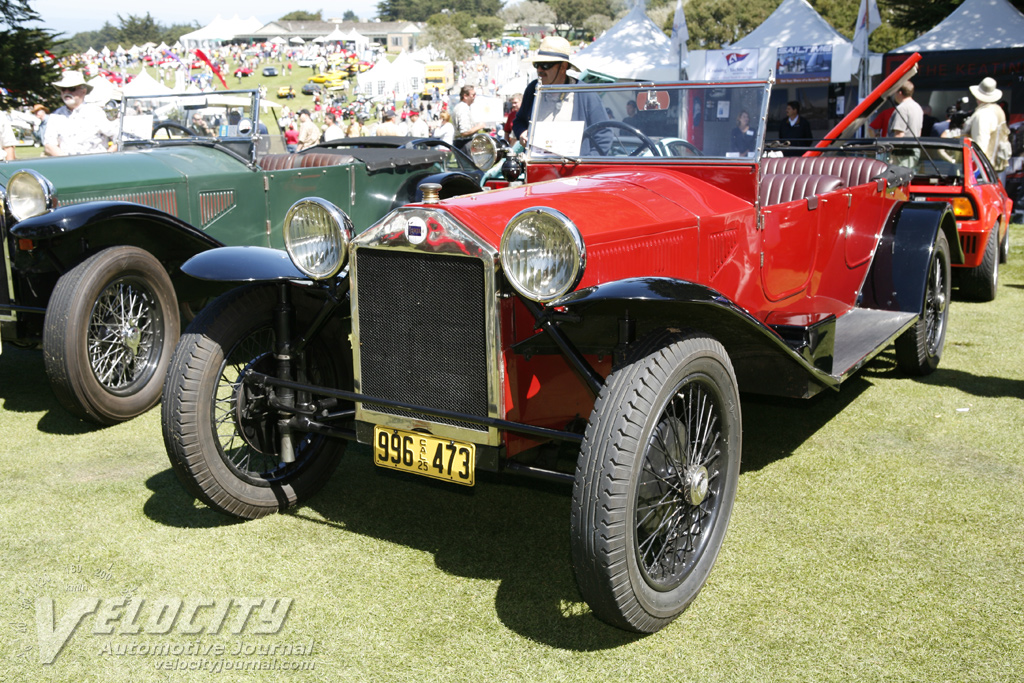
[
  {"xmin": 573, "ymin": 3, "xmax": 678, "ymax": 80},
  {"xmin": 688, "ymin": 0, "xmax": 861, "ymax": 82},
  {"xmin": 179, "ymin": 15, "xmax": 264, "ymax": 49}
]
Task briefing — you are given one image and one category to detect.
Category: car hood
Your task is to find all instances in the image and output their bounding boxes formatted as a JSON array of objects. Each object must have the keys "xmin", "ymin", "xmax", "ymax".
[
  {"xmin": 0, "ymin": 146, "xmax": 251, "ymax": 200},
  {"xmin": 434, "ymin": 169, "xmax": 751, "ymax": 247},
  {"xmin": 816, "ymin": 52, "xmax": 921, "ymax": 149}
]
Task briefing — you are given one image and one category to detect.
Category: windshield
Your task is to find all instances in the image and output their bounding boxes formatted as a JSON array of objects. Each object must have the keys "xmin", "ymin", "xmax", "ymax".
[
  {"xmin": 118, "ymin": 90, "xmax": 273, "ymax": 155},
  {"xmin": 525, "ymin": 81, "xmax": 770, "ymax": 162}
]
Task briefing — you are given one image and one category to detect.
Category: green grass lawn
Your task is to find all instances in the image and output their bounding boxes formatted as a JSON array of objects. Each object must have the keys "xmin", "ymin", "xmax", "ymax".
[{"xmin": 1, "ymin": 228, "xmax": 1023, "ymax": 682}]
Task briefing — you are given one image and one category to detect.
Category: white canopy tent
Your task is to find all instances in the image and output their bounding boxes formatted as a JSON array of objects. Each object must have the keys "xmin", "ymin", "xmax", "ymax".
[
  {"xmin": 573, "ymin": 3, "xmax": 678, "ymax": 80},
  {"xmin": 179, "ymin": 14, "xmax": 264, "ymax": 49},
  {"xmin": 120, "ymin": 69, "xmax": 174, "ymax": 97},
  {"xmin": 357, "ymin": 58, "xmax": 402, "ymax": 98},
  {"xmin": 691, "ymin": 0, "xmax": 859, "ymax": 83}
]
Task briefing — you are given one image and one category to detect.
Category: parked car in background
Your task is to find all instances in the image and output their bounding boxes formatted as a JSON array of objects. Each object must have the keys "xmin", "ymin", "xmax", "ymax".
[
  {"xmin": 0, "ymin": 90, "xmax": 491, "ymax": 425},
  {"xmin": 162, "ymin": 55, "xmax": 956, "ymax": 633},
  {"xmin": 842, "ymin": 136, "xmax": 1011, "ymax": 301},
  {"xmin": 262, "ymin": 66, "xmax": 279, "ymax": 77},
  {"xmin": 276, "ymin": 85, "xmax": 296, "ymax": 99},
  {"xmin": 301, "ymin": 82, "xmax": 322, "ymax": 96},
  {"xmin": 233, "ymin": 67, "xmax": 252, "ymax": 78}
]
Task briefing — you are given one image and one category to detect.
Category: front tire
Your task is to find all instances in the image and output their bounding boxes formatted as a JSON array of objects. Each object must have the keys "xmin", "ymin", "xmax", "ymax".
[
  {"xmin": 571, "ymin": 333, "xmax": 742, "ymax": 633},
  {"xmin": 896, "ymin": 231, "xmax": 951, "ymax": 375},
  {"xmin": 43, "ymin": 246, "xmax": 179, "ymax": 424},
  {"xmin": 161, "ymin": 284, "xmax": 348, "ymax": 520}
]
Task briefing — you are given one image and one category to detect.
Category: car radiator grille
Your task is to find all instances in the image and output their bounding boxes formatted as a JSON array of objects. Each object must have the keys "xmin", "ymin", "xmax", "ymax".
[{"xmin": 355, "ymin": 249, "xmax": 489, "ymax": 432}]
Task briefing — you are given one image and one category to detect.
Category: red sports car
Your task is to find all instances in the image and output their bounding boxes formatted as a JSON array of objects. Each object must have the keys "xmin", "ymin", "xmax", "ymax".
[
  {"xmin": 163, "ymin": 54, "xmax": 956, "ymax": 633},
  {"xmin": 842, "ymin": 136, "xmax": 1011, "ymax": 301}
]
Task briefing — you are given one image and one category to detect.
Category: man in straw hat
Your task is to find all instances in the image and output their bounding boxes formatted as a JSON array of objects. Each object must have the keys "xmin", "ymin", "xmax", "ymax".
[
  {"xmin": 511, "ymin": 36, "xmax": 609, "ymax": 154},
  {"xmin": 44, "ymin": 71, "xmax": 117, "ymax": 156},
  {"xmin": 964, "ymin": 77, "xmax": 1010, "ymax": 172}
]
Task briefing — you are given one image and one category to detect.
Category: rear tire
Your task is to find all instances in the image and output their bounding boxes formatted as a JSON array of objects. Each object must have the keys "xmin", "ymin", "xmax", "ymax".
[
  {"xmin": 896, "ymin": 231, "xmax": 951, "ymax": 375},
  {"xmin": 959, "ymin": 228, "xmax": 998, "ymax": 302},
  {"xmin": 162, "ymin": 284, "xmax": 349, "ymax": 519},
  {"xmin": 571, "ymin": 333, "xmax": 742, "ymax": 633}
]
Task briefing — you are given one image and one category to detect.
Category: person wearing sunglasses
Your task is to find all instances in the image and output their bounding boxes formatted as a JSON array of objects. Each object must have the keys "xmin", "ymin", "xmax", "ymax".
[
  {"xmin": 511, "ymin": 36, "xmax": 608, "ymax": 154},
  {"xmin": 44, "ymin": 71, "xmax": 117, "ymax": 156}
]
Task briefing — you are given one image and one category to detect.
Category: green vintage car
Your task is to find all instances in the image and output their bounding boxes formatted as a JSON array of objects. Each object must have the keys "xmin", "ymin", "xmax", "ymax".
[{"xmin": 0, "ymin": 89, "xmax": 490, "ymax": 424}]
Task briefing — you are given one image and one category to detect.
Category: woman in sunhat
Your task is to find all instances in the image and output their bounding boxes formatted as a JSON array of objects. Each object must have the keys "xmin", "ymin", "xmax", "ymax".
[
  {"xmin": 44, "ymin": 71, "xmax": 117, "ymax": 156},
  {"xmin": 511, "ymin": 36, "xmax": 609, "ymax": 154}
]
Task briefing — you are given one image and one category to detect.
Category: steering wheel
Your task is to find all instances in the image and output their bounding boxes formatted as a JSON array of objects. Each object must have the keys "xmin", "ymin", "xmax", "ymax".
[
  {"xmin": 583, "ymin": 120, "xmax": 661, "ymax": 157},
  {"xmin": 665, "ymin": 139, "xmax": 703, "ymax": 157},
  {"xmin": 152, "ymin": 122, "xmax": 197, "ymax": 139}
]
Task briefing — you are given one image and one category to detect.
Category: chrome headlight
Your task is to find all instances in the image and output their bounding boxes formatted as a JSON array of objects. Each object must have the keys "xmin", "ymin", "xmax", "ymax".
[
  {"xmin": 467, "ymin": 132, "xmax": 498, "ymax": 170},
  {"xmin": 284, "ymin": 198, "xmax": 352, "ymax": 280},
  {"xmin": 7, "ymin": 170, "xmax": 55, "ymax": 222},
  {"xmin": 500, "ymin": 207, "xmax": 585, "ymax": 303}
]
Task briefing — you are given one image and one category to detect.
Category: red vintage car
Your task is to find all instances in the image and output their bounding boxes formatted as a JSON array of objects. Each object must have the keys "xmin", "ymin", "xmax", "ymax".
[
  {"xmin": 865, "ymin": 136, "xmax": 1011, "ymax": 301},
  {"xmin": 163, "ymin": 54, "xmax": 957, "ymax": 632}
]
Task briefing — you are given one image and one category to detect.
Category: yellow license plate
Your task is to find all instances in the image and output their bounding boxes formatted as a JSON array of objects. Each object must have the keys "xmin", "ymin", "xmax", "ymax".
[{"xmin": 373, "ymin": 426, "xmax": 475, "ymax": 486}]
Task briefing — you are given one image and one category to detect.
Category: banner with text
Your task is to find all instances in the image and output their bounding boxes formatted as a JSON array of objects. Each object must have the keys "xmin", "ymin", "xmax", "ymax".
[{"xmin": 777, "ymin": 45, "xmax": 833, "ymax": 83}]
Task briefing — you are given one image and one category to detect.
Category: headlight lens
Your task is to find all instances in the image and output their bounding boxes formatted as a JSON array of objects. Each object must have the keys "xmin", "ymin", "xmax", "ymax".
[
  {"xmin": 500, "ymin": 207, "xmax": 585, "ymax": 302},
  {"xmin": 7, "ymin": 170, "xmax": 55, "ymax": 222},
  {"xmin": 284, "ymin": 198, "xmax": 352, "ymax": 280},
  {"xmin": 467, "ymin": 132, "xmax": 498, "ymax": 170}
]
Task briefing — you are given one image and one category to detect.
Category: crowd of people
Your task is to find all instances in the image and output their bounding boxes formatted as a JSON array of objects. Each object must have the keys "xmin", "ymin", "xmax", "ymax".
[{"xmin": 1, "ymin": 36, "xmax": 1018, "ymax": 187}]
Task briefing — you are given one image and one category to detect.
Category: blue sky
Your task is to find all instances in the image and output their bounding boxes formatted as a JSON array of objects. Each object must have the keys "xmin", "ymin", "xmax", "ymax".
[{"xmin": 29, "ymin": 1, "xmax": 383, "ymax": 39}]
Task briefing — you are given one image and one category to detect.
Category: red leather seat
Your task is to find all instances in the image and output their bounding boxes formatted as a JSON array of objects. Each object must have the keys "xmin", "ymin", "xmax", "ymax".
[
  {"xmin": 759, "ymin": 173, "xmax": 844, "ymax": 206},
  {"xmin": 761, "ymin": 156, "xmax": 889, "ymax": 187},
  {"xmin": 257, "ymin": 154, "xmax": 295, "ymax": 171}
]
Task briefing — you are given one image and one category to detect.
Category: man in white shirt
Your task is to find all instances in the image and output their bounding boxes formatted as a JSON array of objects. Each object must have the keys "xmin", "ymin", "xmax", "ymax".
[
  {"xmin": 43, "ymin": 71, "xmax": 117, "ymax": 156},
  {"xmin": 453, "ymin": 85, "xmax": 489, "ymax": 148},
  {"xmin": 890, "ymin": 81, "xmax": 923, "ymax": 138},
  {"xmin": 322, "ymin": 112, "xmax": 344, "ymax": 142}
]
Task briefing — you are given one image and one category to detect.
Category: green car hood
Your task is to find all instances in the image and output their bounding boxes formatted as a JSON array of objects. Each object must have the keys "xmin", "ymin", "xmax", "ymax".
[{"xmin": 0, "ymin": 146, "xmax": 252, "ymax": 203}]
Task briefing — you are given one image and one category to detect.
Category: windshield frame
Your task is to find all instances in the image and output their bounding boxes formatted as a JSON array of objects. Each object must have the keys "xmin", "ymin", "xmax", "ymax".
[
  {"xmin": 117, "ymin": 89, "xmax": 267, "ymax": 163},
  {"xmin": 524, "ymin": 79, "xmax": 773, "ymax": 165}
]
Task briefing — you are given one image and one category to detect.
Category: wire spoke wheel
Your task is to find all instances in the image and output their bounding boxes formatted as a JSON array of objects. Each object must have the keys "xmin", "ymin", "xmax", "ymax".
[
  {"xmin": 162, "ymin": 284, "xmax": 349, "ymax": 519},
  {"xmin": 87, "ymin": 277, "xmax": 162, "ymax": 393},
  {"xmin": 635, "ymin": 378, "xmax": 724, "ymax": 591},
  {"xmin": 572, "ymin": 332, "xmax": 741, "ymax": 633}
]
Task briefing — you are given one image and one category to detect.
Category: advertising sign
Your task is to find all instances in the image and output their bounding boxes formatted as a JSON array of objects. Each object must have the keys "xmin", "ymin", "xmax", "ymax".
[
  {"xmin": 777, "ymin": 45, "xmax": 833, "ymax": 83},
  {"xmin": 703, "ymin": 49, "xmax": 759, "ymax": 81}
]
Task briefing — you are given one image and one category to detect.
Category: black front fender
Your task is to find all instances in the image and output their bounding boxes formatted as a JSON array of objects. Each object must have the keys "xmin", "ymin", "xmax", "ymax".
[
  {"xmin": 182, "ymin": 246, "xmax": 306, "ymax": 282},
  {"xmin": 11, "ymin": 201, "xmax": 223, "ymax": 254},
  {"xmin": 546, "ymin": 277, "xmax": 837, "ymax": 398}
]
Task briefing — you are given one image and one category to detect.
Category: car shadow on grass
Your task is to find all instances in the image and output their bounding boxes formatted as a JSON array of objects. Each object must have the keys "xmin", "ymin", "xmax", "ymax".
[
  {"xmin": 861, "ymin": 348, "xmax": 1024, "ymax": 399},
  {"xmin": 293, "ymin": 448, "xmax": 642, "ymax": 651},
  {"xmin": 136, "ymin": 367, "xmax": 879, "ymax": 650},
  {"xmin": 142, "ymin": 468, "xmax": 247, "ymax": 529},
  {"xmin": 0, "ymin": 346, "xmax": 105, "ymax": 435},
  {"xmin": 740, "ymin": 375, "xmax": 873, "ymax": 473}
]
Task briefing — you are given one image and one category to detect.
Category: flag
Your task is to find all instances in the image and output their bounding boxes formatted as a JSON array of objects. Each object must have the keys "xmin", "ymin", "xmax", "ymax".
[
  {"xmin": 852, "ymin": 0, "xmax": 881, "ymax": 57},
  {"xmin": 195, "ymin": 48, "xmax": 228, "ymax": 89},
  {"xmin": 670, "ymin": 0, "xmax": 689, "ymax": 68}
]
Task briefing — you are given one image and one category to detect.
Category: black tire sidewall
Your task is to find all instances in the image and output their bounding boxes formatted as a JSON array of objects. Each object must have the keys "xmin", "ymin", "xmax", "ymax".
[
  {"xmin": 162, "ymin": 284, "xmax": 346, "ymax": 519},
  {"xmin": 43, "ymin": 246, "xmax": 178, "ymax": 424},
  {"xmin": 573, "ymin": 334, "xmax": 741, "ymax": 631},
  {"xmin": 622, "ymin": 346, "xmax": 742, "ymax": 621}
]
